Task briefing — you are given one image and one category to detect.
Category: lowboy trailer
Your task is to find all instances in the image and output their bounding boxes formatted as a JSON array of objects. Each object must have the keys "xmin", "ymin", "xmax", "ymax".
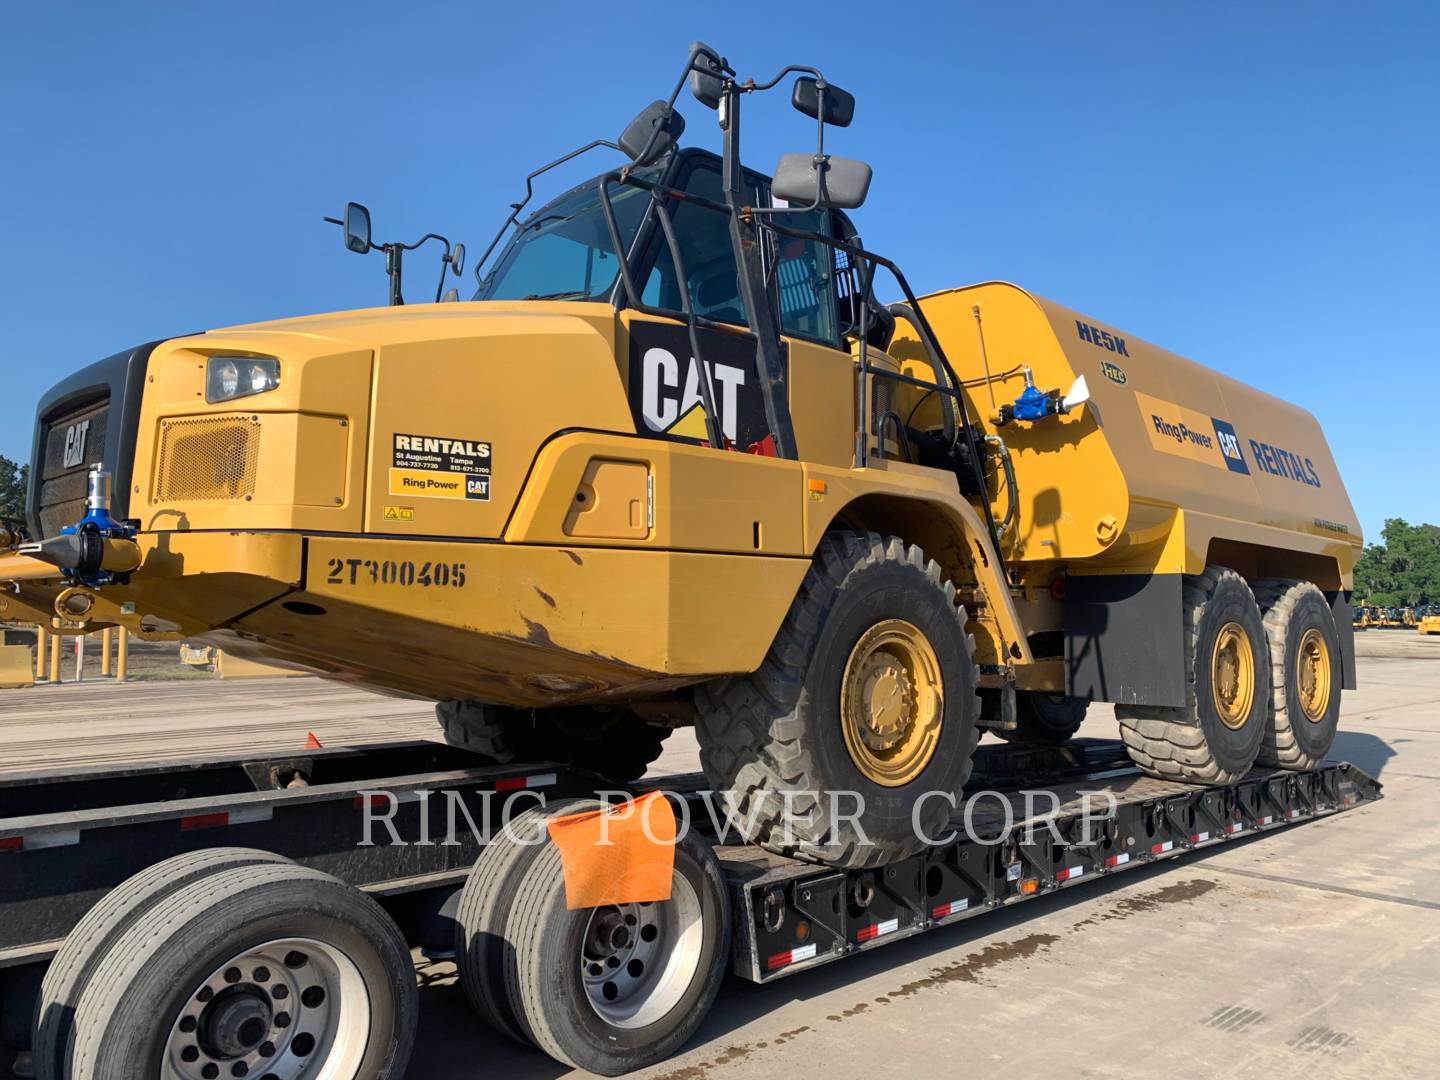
[{"xmin": 0, "ymin": 737, "xmax": 1380, "ymax": 1077}]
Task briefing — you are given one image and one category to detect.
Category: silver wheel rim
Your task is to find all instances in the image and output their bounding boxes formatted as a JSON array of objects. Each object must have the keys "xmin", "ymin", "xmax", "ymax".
[
  {"xmin": 580, "ymin": 869, "xmax": 703, "ymax": 1029},
  {"xmin": 163, "ymin": 937, "xmax": 370, "ymax": 1080}
]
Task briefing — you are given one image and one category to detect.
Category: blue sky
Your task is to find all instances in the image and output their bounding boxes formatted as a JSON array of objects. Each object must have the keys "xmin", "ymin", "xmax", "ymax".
[{"xmin": 2, "ymin": 2, "xmax": 1435, "ymax": 542}]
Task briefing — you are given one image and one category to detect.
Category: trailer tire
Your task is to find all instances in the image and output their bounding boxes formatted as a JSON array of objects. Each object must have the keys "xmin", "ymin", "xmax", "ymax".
[
  {"xmin": 1118, "ymin": 566, "xmax": 1270, "ymax": 784},
  {"xmin": 68, "ymin": 862, "xmax": 417, "ymax": 1080},
  {"xmin": 33, "ymin": 846, "xmax": 290, "ymax": 1080},
  {"xmin": 505, "ymin": 828, "xmax": 731, "ymax": 1075},
  {"xmin": 1253, "ymin": 578, "xmax": 1342, "ymax": 769},
  {"xmin": 995, "ymin": 693, "xmax": 1089, "ymax": 746},
  {"xmin": 454, "ymin": 798, "xmax": 602, "ymax": 1045},
  {"xmin": 694, "ymin": 532, "xmax": 980, "ymax": 869}
]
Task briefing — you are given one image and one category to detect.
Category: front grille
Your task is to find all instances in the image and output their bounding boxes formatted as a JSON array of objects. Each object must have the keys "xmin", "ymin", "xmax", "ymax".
[
  {"xmin": 37, "ymin": 396, "xmax": 110, "ymax": 539},
  {"xmin": 155, "ymin": 415, "xmax": 261, "ymax": 501}
]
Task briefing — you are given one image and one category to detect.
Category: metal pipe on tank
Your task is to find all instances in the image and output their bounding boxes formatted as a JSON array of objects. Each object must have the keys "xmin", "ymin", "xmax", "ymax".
[{"xmin": 971, "ymin": 304, "xmax": 998, "ymax": 412}]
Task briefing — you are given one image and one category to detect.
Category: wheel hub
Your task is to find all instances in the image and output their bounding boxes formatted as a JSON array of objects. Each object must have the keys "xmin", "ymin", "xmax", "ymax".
[
  {"xmin": 840, "ymin": 619, "xmax": 944, "ymax": 787},
  {"xmin": 581, "ymin": 870, "xmax": 704, "ymax": 1031},
  {"xmin": 1210, "ymin": 622, "xmax": 1256, "ymax": 730},
  {"xmin": 1296, "ymin": 626, "xmax": 1332, "ymax": 722},
  {"xmin": 164, "ymin": 938, "xmax": 370, "ymax": 1080}
]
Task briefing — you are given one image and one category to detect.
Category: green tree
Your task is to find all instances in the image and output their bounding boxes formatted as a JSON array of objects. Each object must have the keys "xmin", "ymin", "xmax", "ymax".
[
  {"xmin": 1353, "ymin": 518, "xmax": 1440, "ymax": 606},
  {"xmin": 0, "ymin": 454, "xmax": 28, "ymax": 529}
]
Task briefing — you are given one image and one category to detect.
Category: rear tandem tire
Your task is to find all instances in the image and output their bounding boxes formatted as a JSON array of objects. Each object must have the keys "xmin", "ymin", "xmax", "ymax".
[
  {"xmin": 32, "ymin": 846, "xmax": 291, "ymax": 1080},
  {"xmin": 436, "ymin": 702, "xmax": 667, "ymax": 783},
  {"xmin": 1252, "ymin": 578, "xmax": 1342, "ymax": 769},
  {"xmin": 994, "ymin": 692, "xmax": 1089, "ymax": 746},
  {"xmin": 67, "ymin": 862, "xmax": 418, "ymax": 1080},
  {"xmin": 453, "ymin": 798, "xmax": 602, "ymax": 1046},
  {"xmin": 504, "ymin": 828, "xmax": 731, "ymax": 1075},
  {"xmin": 1117, "ymin": 566, "xmax": 1270, "ymax": 784}
]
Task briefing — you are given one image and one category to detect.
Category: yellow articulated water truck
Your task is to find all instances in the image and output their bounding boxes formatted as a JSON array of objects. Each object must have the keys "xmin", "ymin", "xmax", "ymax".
[
  {"xmin": 3, "ymin": 46, "xmax": 1359, "ymax": 868},
  {"xmin": 0, "ymin": 43, "xmax": 1374, "ymax": 1079}
]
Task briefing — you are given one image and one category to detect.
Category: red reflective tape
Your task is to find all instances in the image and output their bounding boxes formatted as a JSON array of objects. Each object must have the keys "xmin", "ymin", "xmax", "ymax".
[
  {"xmin": 180, "ymin": 812, "xmax": 231, "ymax": 832},
  {"xmin": 354, "ymin": 794, "xmax": 394, "ymax": 810},
  {"xmin": 765, "ymin": 943, "xmax": 817, "ymax": 971},
  {"xmin": 0, "ymin": 836, "xmax": 22, "ymax": 853},
  {"xmin": 1056, "ymin": 866, "xmax": 1085, "ymax": 882},
  {"xmin": 856, "ymin": 925, "xmax": 879, "ymax": 942},
  {"xmin": 494, "ymin": 777, "xmax": 528, "ymax": 792},
  {"xmin": 1151, "ymin": 841, "xmax": 1174, "ymax": 855},
  {"xmin": 1104, "ymin": 853, "xmax": 1131, "ymax": 868}
]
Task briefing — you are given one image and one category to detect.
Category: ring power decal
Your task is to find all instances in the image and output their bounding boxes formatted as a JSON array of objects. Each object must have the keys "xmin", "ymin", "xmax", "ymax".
[{"xmin": 388, "ymin": 433, "xmax": 491, "ymax": 501}]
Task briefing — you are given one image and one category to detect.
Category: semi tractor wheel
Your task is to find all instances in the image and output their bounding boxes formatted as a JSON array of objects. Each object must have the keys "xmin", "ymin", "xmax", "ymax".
[
  {"xmin": 34, "ymin": 847, "xmax": 291, "ymax": 1080},
  {"xmin": 503, "ymin": 827, "xmax": 731, "ymax": 1075},
  {"xmin": 1253, "ymin": 578, "xmax": 1342, "ymax": 769},
  {"xmin": 1118, "ymin": 566, "xmax": 1270, "ymax": 784},
  {"xmin": 693, "ymin": 532, "xmax": 980, "ymax": 869},
  {"xmin": 437, "ymin": 702, "xmax": 667, "ymax": 782},
  {"xmin": 995, "ymin": 692, "xmax": 1089, "ymax": 746},
  {"xmin": 67, "ymin": 862, "xmax": 417, "ymax": 1079}
]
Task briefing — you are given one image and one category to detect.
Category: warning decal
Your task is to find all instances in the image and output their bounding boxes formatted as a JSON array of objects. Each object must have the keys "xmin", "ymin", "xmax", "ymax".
[{"xmin": 388, "ymin": 433, "xmax": 491, "ymax": 501}]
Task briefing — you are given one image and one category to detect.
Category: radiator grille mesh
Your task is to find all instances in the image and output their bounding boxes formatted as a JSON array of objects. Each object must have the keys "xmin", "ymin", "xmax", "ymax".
[{"xmin": 155, "ymin": 415, "xmax": 261, "ymax": 501}]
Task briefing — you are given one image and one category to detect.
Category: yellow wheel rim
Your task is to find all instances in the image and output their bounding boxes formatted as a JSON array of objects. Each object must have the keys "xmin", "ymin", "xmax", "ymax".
[
  {"xmin": 1210, "ymin": 622, "xmax": 1256, "ymax": 730},
  {"xmin": 840, "ymin": 619, "xmax": 943, "ymax": 787},
  {"xmin": 1295, "ymin": 626, "xmax": 1332, "ymax": 723}
]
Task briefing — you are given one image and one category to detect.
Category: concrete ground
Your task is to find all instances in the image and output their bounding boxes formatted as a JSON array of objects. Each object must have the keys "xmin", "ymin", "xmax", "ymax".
[{"xmin": 1, "ymin": 631, "xmax": 1435, "ymax": 1079}]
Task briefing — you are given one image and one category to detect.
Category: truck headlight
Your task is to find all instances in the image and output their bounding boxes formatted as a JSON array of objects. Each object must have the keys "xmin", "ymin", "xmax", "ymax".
[{"xmin": 206, "ymin": 356, "xmax": 280, "ymax": 403}]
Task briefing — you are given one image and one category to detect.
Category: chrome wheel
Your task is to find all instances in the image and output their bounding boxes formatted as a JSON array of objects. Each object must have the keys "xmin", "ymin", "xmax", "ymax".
[
  {"xmin": 580, "ymin": 870, "xmax": 703, "ymax": 1029},
  {"xmin": 163, "ymin": 937, "xmax": 370, "ymax": 1080}
]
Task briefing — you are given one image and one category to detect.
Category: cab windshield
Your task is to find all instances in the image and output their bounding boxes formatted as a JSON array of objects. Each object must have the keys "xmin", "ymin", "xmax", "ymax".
[{"xmin": 476, "ymin": 168, "xmax": 660, "ymax": 301}]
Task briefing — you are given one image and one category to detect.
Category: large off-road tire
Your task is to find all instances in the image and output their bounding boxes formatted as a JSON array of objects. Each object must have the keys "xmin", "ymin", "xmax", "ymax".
[
  {"xmin": 1118, "ymin": 566, "xmax": 1270, "ymax": 784},
  {"xmin": 68, "ymin": 862, "xmax": 417, "ymax": 1079},
  {"xmin": 436, "ymin": 700, "xmax": 516, "ymax": 762},
  {"xmin": 34, "ymin": 848, "xmax": 291, "ymax": 1080},
  {"xmin": 1252, "ymin": 578, "xmax": 1342, "ymax": 769},
  {"xmin": 693, "ymin": 532, "xmax": 980, "ymax": 869},
  {"xmin": 454, "ymin": 798, "xmax": 602, "ymax": 1046},
  {"xmin": 504, "ymin": 826, "xmax": 731, "ymax": 1075},
  {"xmin": 994, "ymin": 692, "xmax": 1089, "ymax": 746},
  {"xmin": 437, "ymin": 703, "xmax": 667, "ymax": 782}
]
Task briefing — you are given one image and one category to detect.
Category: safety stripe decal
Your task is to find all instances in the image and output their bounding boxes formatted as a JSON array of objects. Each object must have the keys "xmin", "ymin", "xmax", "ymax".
[
  {"xmin": 932, "ymin": 898, "xmax": 970, "ymax": 918},
  {"xmin": 1151, "ymin": 841, "xmax": 1175, "ymax": 854},
  {"xmin": 1055, "ymin": 866, "xmax": 1086, "ymax": 883},
  {"xmin": 766, "ymin": 943, "xmax": 818, "ymax": 971},
  {"xmin": 1104, "ymin": 853, "xmax": 1130, "ymax": 868},
  {"xmin": 856, "ymin": 918, "xmax": 900, "ymax": 943}
]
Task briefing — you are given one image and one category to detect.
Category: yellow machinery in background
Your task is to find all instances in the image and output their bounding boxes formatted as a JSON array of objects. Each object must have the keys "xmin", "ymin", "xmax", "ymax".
[{"xmin": 0, "ymin": 44, "xmax": 1363, "ymax": 872}]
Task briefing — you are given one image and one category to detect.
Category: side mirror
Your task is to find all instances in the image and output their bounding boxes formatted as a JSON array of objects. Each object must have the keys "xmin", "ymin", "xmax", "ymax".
[
  {"xmin": 441, "ymin": 288, "xmax": 460, "ymax": 303},
  {"xmin": 792, "ymin": 77, "xmax": 855, "ymax": 128},
  {"xmin": 619, "ymin": 101, "xmax": 686, "ymax": 167},
  {"xmin": 343, "ymin": 202, "xmax": 372, "ymax": 254},
  {"xmin": 772, "ymin": 153, "xmax": 872, "ymax": 210},
  {"xmin": 450, "ymin": 243, "xmax": 465, "ymax": 277},
  {"xmin": 689, "ymin": 41, "xmax": 725, "ymax": 109}
]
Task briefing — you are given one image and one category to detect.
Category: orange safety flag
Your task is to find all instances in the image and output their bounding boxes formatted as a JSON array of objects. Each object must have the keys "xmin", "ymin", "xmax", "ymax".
[{"xmin": 545, "ymin": 791, "xmax": 677, "ymax": 910}]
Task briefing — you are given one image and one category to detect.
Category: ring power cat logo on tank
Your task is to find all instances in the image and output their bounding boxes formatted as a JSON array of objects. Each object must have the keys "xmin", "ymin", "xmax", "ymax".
[
  {"xmin": 389, "ymin": 433, "xmax": 491, "ymax": 501},
  {"xmin": 1135, "ymin": 392, "xmax": 1249, "ymax": 475}
]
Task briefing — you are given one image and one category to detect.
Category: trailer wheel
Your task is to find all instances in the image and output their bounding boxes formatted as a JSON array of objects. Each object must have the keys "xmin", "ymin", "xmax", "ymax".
[
  {"xmin": 505, "ymin": 829, "xmax": 730, "ymax": 1075},
  {"xmin": 454, "ymin": 798, "xmax": 601, "ymax": 1045},
  {"xmin": 438, "ymin": 702, "xmax": 667, "ymax": 782},
  {"xmin": 1118, "ymin": 566, "xmax": 1270, "ymax": 783},
  {"xmin": 33, "ymin": 846, "xmax": 290, "ymax": 1080},
  {"xmin": 1253, "ymin": 578, "xmax": 1342, "ymax": 769},
  {"xmin": 994, "ymin": 693, "xmax": 1089, "ymax": 746},
  {"xmin": 68, "ymin": 862, "xmax": 417, "ymax": 1080},
  {"xmin": 694, "ymin": 532, "xmax": 980, "ymax": 868}
]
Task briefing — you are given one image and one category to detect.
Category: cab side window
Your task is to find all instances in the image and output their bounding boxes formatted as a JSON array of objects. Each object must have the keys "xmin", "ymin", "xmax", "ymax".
[
  {"xmin": 643, "ymin": 163, "xmax": 752, "ymax": 326},
  {"xmin": 774, "ymin": 208, "xmax": 840, "ymax": 347}
]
